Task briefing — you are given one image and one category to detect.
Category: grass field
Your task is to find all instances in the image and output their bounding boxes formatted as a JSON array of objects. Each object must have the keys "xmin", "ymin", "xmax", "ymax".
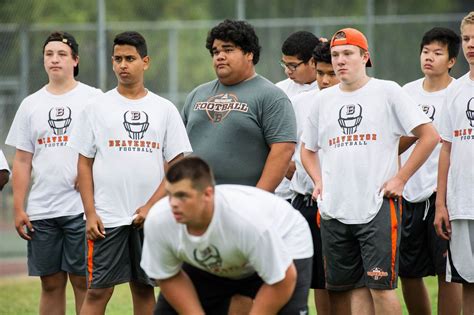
[{"xmin": 0, "ymin": 275, "xmax": 439, "ymax": 314}]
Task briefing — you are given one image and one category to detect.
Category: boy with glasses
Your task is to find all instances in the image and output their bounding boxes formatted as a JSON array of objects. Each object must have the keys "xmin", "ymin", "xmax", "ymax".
[
  {"xmin": 275, "ymin": 31, "xmax": 320, "ymax": 201},
  {"xmin": 289, "ymin": 40, "xmax": 338, "ymax": 315}
]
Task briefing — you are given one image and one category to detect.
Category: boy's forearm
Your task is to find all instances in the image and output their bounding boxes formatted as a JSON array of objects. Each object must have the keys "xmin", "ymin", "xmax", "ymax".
[
  {"xmin": 159, "ymin": 270, "xmax": 205, "ymax": 315},
  {"xmin": 12, "ymin": 150, "xmax": 33, "ymax": 213},
  {"xmin": 301, "ymin": 146, "xmax": 322, "ymax": 185},
  {"xmin": 78, "ymin": 154, "xmax": 96, "ymax": 218},
  {"xmin": 397, "ymin": 123, "xmax": 439, "ymax": 182},
  {"xmin": 250, "ymin": 263, "xmax": 297, "ymax": 315},
  {"xmin": 435, "ymin": 141, "xmax": 451, "ymax": 207}
]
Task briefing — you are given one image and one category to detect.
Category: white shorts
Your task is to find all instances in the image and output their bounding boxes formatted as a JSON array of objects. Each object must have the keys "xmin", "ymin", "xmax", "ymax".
[{"xmin": 446, "ymin": 219, "xmax": 474, "ymax": 283}]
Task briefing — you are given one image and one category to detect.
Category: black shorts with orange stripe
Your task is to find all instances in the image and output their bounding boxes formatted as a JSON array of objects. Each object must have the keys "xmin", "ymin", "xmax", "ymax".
[
  {"xmin": 292, "ymin": 194, "xmax": 325, "ymax": 289},
  {"xmin": 320, "ymin": 198, "xmax": 402, "ymax": 291},
  {"xmin": 86, "ymin": 225, "xmax": 154, "ymax": 289}
]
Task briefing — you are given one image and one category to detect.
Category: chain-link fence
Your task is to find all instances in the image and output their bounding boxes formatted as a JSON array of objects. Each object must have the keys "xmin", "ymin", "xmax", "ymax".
[{"xmin": 0, "ymin": 1, "xmax": 471, "ymax": 259}]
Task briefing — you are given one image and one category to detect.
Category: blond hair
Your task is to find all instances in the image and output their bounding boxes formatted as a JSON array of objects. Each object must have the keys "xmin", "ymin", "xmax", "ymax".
[{"xmin": 461, "ymin": 11, "xmax": 474, "ymax": 33}]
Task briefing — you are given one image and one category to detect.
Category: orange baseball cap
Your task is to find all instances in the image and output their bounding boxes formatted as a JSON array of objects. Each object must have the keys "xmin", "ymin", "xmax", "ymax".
[{"xmin": 330, "ymin": 28, "xmax": 372, "ymax": 67}]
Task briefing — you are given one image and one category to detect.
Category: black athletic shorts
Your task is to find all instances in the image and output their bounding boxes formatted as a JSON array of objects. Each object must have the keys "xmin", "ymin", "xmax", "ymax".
[
  {"xmin": 292, "ymin": 193, "xmax": 325, "ymax": 289},
  {"xmin": 321, "ymin": 198, "xmax": 401, "ymax": 291},
  {"xmin": 28, "ymin": 213, "xmax": 85, "ymax": 276},
  {"xmin": 86, "ymin": 225, "xmax": 154, "ymax": 289},
  {"xmin": 399, "ymin": 193, "xmax": 448, "ymax": 277},
  {"xmin": 154, "ymin": 258, "xmax": 312, "ymax": 315}
]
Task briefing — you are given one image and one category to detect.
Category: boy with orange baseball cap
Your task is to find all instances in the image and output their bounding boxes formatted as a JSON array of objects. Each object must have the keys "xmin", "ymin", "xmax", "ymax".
[{"xmin": 301, "ymin": 27, "xmax": 439, "ymax": 314}]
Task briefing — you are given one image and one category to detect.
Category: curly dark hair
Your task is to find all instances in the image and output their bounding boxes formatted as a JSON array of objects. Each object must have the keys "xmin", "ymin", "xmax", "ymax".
[
  {"xmin": 282, "ymin": 31, "xmax": 319, "ymax": 63},
  {"xmin": 206, "ymin": 19, "xmax": 261, "ymax": 65}
]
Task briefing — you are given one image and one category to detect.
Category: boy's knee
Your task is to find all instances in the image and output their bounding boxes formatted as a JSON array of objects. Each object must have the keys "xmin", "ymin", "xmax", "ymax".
[
  {"xmin": 86, "ymin": 288, "xmax": 114, "ymax": 301},
  {"xmin": 40, "ymin": 272, "xmax": 67, "ymax": 293}
]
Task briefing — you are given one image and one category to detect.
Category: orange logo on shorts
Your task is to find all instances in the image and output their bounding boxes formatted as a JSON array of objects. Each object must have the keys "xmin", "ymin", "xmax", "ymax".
[{"xmin": 367, "ymin": 267, "xmax": 388, "ymax": 280}]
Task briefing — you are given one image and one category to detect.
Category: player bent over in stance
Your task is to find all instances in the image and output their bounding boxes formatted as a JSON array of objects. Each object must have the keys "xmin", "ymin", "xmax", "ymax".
[{"xmin": 141, "ymin": 156, "xmax": 313, "ymax": 315}]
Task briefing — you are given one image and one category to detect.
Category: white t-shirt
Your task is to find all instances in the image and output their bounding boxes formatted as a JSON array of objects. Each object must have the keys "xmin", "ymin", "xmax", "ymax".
[
  {"xmin": 302, "ymin": 78, "xmax": 431, "ymax": 224},
  {"xmin": 438, "ymin": 73, "xmax": 474, "ymax": 220},
  {"xmin": 0, "ymin": 149, "xmax": 10, "ymax": 172},
  {"xmin": 141, "ymin": 185, "xmax": 313, "ymax": 284},
  {"xmin": 68, "ymin": 88, "xmax": 192, "ymax": 228},
  {"xmin": 275, "ymin": 78, "xmax": 319, "ymax": 199},
  {"xmin": 401, "ymin": 78, "xmax": 454, "ymax": 203},
  {"xmin": 290, "ymin": 89, "xmax": 318, "ymax": 195},
  {"xmin": 5, "ymin": 83, "xmax": 102, "ymax": 220},
  {"xmin": 276, "ymin": 78, "xmax": 319, "ymax": 98}
]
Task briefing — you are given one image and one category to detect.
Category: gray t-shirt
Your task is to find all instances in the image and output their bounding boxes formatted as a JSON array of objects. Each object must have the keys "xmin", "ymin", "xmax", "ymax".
[{"xmin": 182, "ymin": 75, "xmax": 296, "ymax": 185}]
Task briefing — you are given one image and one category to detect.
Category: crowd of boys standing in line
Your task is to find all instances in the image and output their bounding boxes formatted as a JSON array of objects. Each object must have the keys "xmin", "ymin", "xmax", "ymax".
[{"xmin": 1, "ymin": 10, "xmax": 473, "ymax": 315}]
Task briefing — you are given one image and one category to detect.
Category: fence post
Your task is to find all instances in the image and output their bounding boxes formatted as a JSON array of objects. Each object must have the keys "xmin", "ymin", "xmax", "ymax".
[
  {"xmin": 97, "ymin": 0, "xmax": 107, "ymax": 90},
  {"xmin": 366, "ymin": 0, "xmax": 375, "ymax": 76},
  {"xmin": 19, "ymin": 26, "xmax": 29, "ymax": 100}
]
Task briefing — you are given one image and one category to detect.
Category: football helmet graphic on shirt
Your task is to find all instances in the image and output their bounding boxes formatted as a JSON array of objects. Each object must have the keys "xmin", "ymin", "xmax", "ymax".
[
  {"xmin": 123, "ymin": 111, "xmax": 149, "ymax": 140},
  {"xmin": 466, "ymin": 97, "xmax": 474, "ymax": 127},
  {"xmin": 48, "ymin": 107, "xmax": 72, "ymax": 135},
  {"xmin": 193, "ymin": 245, "xmax": 223, "ymax": 273},
  {"xmin": 420, "ymin": 104, "xmax": 435, "ymax": 121},
  {"xmin": 338, "ymin": 104, "xmax": 363, "ymax": 134}
]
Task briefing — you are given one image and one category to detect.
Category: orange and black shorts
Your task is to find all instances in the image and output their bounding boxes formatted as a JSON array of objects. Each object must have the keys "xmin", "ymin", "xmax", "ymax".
[
  {"xmin": 86, "ymin": 225, "xmax": 154, "ymax": 289},
  {"xmin": 320, "ymin": 198, "xmax": 401, "ymax": 291}
]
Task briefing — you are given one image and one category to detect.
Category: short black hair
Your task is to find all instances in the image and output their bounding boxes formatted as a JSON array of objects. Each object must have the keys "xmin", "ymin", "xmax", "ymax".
[
  {"xmin": 166, "ymin": 156, "xmax": 215, "ymax": 191},
  {"xmin": 205, "ymin": 19, "xmax": 261, "ymax": 65},
  {"xmin": 43, "ymin": 31, "xmax": 79, "ymax": 76},
  {"xmin": 313, "ymin": 41, "xmax": 331, "ymax": 65},
  {"xmin": 113, "ymin": 31, "xmax": 148, "ymax": 58},
  {"xmin": 420, "ymin": 27, "xmax": 460, "ymax": 60},
  {"xmin": 281, "ymin": 31, "xmax": 319, "ymax": 63}
]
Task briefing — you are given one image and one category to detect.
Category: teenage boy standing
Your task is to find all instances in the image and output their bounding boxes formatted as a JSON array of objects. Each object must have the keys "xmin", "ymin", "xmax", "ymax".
[
  {"xmin": 275, "ymin": 31, "xmax": 320, "ymax": 201},
  {"xmin": 69, "ymin": 31, "xmax": 191, "ymax": 315},
  {"xmin": 435, "ymin": 11, "xmax": 474, "ymax": 315},
  {"xmin": 289, "ymin": 41, "xmax": 338, "ymax": 315},
  {"xmin": 6, "ymin": 31, "xmax": 102, "ymax": 315},
  {"xmin": 301, "ymin": 28, "xmax": 439, "ymax": 314},
  {"xmin": 399, "ymin": 27, "xmax": 462, "ymax": 315}
]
